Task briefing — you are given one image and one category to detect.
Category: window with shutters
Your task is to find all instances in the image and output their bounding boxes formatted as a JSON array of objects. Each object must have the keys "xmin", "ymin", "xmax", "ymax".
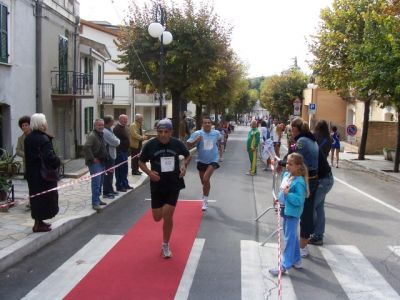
[
  {"xmin": 84, "ymin": 107, "xmax": 94, "ymax": 134},
  {"xmin": 0, "ymin": 4, "xmax": 8, "ymax": 63},
  {"xmin": 58, "ymin": 36, "xmax": 68, "ymax": 93}
]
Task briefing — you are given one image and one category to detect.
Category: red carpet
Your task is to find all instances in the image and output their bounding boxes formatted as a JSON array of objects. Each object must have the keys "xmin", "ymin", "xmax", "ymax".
[{"xmin": 65, "ymin": 201, "xmax": 203, "ymax": 300}]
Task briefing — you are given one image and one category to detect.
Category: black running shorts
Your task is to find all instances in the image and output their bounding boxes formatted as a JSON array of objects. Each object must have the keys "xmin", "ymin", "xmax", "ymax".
[
  {"xmin": 196, "ymin": 162, "xmax": 220, "ymax": 172},
  {"xmin": 150, "ymin": 189, "xmax": 180, "ymax": 209}
]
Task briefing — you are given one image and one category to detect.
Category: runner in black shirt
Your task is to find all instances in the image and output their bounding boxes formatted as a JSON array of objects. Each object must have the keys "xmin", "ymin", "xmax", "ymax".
[{"xmin": 139, "ymin": 119, "xmax": 191, "ymax": 258}]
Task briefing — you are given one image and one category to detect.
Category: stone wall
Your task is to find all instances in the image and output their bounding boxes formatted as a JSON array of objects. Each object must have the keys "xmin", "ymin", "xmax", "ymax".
[{"xmin": 366, "ymin": 121, "xmax": 397, "ymax": 154}]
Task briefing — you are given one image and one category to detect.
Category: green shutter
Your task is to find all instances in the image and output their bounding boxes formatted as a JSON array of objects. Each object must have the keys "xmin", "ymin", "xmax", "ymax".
[
  {"xmin": 89, "ymin": 107, "xmax": 94, "ymax": 131},
  {"xmin": 0, "ymin": 4, "xmax": 8, "ymax": 63}
]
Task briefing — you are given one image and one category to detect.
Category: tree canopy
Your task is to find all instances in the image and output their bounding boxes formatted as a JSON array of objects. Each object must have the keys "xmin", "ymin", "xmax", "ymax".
[
  {"xmin": 116, "ymin": 0, "xmax": 246, "ymax": 133},
  {"xmin": 259, "ymin": 69, "xmax": 308, "ymax": 120}
]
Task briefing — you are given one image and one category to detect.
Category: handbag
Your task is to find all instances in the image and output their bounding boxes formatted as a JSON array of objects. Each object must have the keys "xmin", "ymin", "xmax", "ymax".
[{"xmin": 39, "ymin": 150, "xmax": 60, "ymax": 182}]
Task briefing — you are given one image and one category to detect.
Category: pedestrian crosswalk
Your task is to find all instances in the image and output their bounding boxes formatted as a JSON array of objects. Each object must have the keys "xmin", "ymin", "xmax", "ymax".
[{"xmin": 21, "ymin": 235, "xmax": 400, "ymax": 300}]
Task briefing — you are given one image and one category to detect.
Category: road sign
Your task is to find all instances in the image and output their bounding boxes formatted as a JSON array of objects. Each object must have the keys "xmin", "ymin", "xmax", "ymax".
[
  {"xmin": 309, "ymin": 103, "xmax": 316, "ymax": 115},
  {"xmin": 346, "ymin": 124, "xmax": 357, "ymax": 136}
]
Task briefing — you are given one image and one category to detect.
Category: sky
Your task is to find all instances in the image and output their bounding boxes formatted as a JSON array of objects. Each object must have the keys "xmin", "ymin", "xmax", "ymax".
[{"xmin": 79, "ymin": 0, "xmax": 333, "ymax": 78}]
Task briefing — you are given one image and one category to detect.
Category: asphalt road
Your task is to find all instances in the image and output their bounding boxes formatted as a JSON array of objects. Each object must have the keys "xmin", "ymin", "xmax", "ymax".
[{"xmin": 0, "ymin": 126, "xmax": 399, "ymax": 300}]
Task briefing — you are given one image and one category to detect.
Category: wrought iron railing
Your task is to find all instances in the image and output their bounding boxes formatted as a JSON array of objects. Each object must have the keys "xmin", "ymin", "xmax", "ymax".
[
  {"xmin": 98, "ymin": 83, "xmax": 115, "ymax": 102},
  {"xmin": 51, "ymin": 71, "xmax": 93, "ymax": 96}
]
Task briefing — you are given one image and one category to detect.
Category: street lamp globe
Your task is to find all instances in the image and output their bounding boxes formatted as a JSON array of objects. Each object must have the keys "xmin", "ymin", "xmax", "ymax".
[
  {"xmin": 148, "ymin": 22, "xmax": 164, "ymax": 38},
  {"xmin": 161, "ymin": 31, "xmax": 173, "ymax": 45}
]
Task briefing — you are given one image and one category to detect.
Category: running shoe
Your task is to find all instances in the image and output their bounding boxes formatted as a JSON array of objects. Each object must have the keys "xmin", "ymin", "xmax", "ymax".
[
  {"xmin": 300, "ymin": 246, "xmax": 309, "ymax": 258},
  {"xmin": 202, "ymin": 199, "xmax": 208, "ymax": 211},
  {"xmin": 161, "ymin": 244, "xmax": 172, "ymax": 258}
]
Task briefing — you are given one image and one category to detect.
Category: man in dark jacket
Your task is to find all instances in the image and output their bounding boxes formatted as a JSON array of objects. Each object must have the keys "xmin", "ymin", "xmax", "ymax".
[
  {"xmin": 84, "ymin": 119, "xmax": 108, "ymax": 210},
  {"xmin": 113, "ymin": 114, "xmax": 133, "ymax": 192}
]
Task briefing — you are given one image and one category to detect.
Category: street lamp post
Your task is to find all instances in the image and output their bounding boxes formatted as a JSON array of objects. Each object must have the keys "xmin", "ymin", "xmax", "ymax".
[{"xmin": 148, "ymin": 4, "xmax": 173, "ymax": 121}]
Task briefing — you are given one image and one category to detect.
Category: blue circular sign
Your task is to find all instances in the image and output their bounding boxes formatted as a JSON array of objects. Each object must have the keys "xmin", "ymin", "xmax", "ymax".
[{"xmin": 346, "ymin": 125, "xmax": 357, "ymax": 136}]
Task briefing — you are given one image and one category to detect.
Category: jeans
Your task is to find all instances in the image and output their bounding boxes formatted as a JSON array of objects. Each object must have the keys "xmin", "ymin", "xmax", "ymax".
[
  {"xmin": 300, "ymin": 178, "xmax": 319, "ymax": 239},
  {"xmin": 282, "ymin": 216, "xmax": 301, "ymax": 269},
  {"xmin": 130, "ymin": 148, "xmax": 141, "ymax": 173},
  {"xmin": 103, "ymin": 159, "xmax": 115, "ymax": 195},
  {"xmin": 89, "ymin": 163, "xmax": 105, "ymax": 206},
  {"xmin": 313, "ymin": 172, "xmax": 334, "ymax": 239},
  {"xmin": 115, "ymin": 151, "xmax": 129, "ymax": 189}
]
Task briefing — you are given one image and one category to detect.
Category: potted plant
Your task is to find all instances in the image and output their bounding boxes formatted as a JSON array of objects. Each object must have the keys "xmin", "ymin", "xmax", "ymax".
[
  {"xmin": 383, "ymin": 147, "xmax": 395, "ymax": 161},
  {"xmin": 0, "ymin": 149, "xmax": 21, "ymax": 202}
]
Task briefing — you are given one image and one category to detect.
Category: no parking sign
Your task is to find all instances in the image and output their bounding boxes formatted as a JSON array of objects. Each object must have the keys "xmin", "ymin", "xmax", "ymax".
[{"xmin": 346, "ymin": 124, "xmax": 357, "ymax": 136}]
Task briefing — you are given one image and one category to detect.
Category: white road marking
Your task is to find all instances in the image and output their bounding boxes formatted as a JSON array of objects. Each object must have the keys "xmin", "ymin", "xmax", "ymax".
[
  {"xmin": 22, "ymin": 234, "xmax": 122, "ymax": 300},
  {"xmin": 174, "ymin": 238, "xmax": 205, "ymax": 300},
  {"xmin": 321, "ymin": 245, "xmax": 399, "ymax": 300},
  {"xmin": 144, "ymin": 198, "xmax": 217, "ymax": 202},
  {"xmin": 389, "ymin": 246, "xmax": 400, "ymax": 258},
  {"xmin": 334, "ymin": 177, "xmax": 400, "ymax": 215},
  {"xmin": 241, "ymin": 241, "xmax": 296, "ymax": 300}
]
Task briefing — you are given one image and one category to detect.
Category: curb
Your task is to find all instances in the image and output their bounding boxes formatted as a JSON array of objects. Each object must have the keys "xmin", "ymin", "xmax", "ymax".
[
  {"xmin": 0, "ymin": 174, "xmax": 149, "ymax": 273},
  {"xmin": 342, "ymin": 159, "xmax": 400, "ymax": 183}
]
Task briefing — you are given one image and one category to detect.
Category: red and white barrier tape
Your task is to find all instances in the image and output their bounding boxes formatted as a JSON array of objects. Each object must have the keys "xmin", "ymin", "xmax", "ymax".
[
  {"xmin": 277, "ymin": 202, "xmax": 283, "ymax": 300},
  {"xmin": 25, "ymin": 152, "xmax": 142, "ymax": 201}
]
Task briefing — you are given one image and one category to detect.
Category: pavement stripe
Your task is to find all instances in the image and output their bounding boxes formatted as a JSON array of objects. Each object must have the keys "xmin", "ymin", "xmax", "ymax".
[
  {"xmin": 22, "ymin": 234, "xmax": 122, "ymax": 300},
  {"xmin": 174, "ymin": 238, "xmax": 205, "ymax": 300},
  {"xmin": 320, "ymin": 245, "xmax": 399, "ymax": 300},
  {"xmin": 389, "ymin": 246, "xmax": 400, "ymax": 258},
  {"xmin": 241, "ymin": 241, "xmax": 296, "ymax": 300},
  {"xmin": 334, "ymin": 177, "xmax": 400, "ymax": 215}
]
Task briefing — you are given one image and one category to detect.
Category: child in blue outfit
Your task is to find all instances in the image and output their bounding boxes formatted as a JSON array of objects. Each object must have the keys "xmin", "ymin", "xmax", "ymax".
[{"xmin": 269, "ymin": 153, "xmax": 309, "ymax": 276}]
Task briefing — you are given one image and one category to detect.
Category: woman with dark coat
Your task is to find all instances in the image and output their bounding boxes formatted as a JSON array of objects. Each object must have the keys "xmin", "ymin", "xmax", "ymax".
[{"xmin": 24, "ymin": 113, "xmax": 60, "ymax": 232}]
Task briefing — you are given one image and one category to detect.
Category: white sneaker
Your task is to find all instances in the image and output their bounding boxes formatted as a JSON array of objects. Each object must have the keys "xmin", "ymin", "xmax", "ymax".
[
  {"xmin": 300, "ymin": 247, "xmax": 309, "ymax": 258},
  {"xmin": 161, "ymin": 244, "xmax": 172, "ymax": 258},
  {"xmin": 202, "ymin": 199, "xmax": 208, "ymax": 211},
  {"xmin": 293, "ymin": 260, "xmax": 303, "ymax": 269}
]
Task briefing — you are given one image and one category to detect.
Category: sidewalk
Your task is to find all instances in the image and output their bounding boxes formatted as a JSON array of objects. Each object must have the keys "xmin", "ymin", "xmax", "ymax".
[{"xmin": 341, "ymin": 141, "xmax": 400, "ymax": 183}]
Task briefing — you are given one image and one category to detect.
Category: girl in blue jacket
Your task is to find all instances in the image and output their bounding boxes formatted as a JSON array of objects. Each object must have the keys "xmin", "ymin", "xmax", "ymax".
[{"xmin": 270, "ymin": 153, "xmax": 309, "ymax": 276}]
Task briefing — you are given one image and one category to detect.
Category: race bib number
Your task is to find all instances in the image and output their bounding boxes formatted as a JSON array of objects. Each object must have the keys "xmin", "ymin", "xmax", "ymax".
[
  {"xmin": 203, "ymin": 139, "xmax": 213, "ymax": 150},
  {"xmin": 160, "ymin": 156, "xmax": 175, "ymax": 172}
]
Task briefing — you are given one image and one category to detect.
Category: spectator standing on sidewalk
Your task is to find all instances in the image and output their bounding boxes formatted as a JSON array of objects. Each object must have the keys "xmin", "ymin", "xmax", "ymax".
[
  {"xmin": 139, "ymin": 119, "xmax": 191, "ymax": 258},
  {"xmin": 246, "ymin": 120, "xmax": 260, "ymax": 176},
  {"xmin": 179, "ymin": 114, "xmax": 189, "ymax": 141},
  {"xmin": 310, "ymin": 120, "xmax": 334, "ymax": 246},
  {"xmin": 187, "ymin": 116, "xmax": 222, "ymax": 211},
  {"xmin": 113, "ymin": 114, "xmax": 133, "ymax": 192},
  {"xmin": 84, "ymin": 119, "xmax": 108, "ymax": 210},
  {"xmin": 270, "ymin": 119, "xmax": 283, "ymax": 157},
  {"xmin": 25, "ymin": 113, "xmax": 60, "ymax": 232},
  {"xmin": 129, "ymin": 114, "xmax": 147, "ymax": 176},
  {"xmin": 331, "ymin": 126, "xmax": 341, "ymax": 168},
  {"xmin": 16, "ymin": 116, "xmax": 31, "ymax": 176},
  {"xmin": 102, "ymin": 115, "xmax": 120, "ymax": 199}
]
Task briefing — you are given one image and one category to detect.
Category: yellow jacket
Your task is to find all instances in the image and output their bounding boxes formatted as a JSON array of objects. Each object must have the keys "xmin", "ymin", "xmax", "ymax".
[{"xmin": 129, "ymin": 121, "xmax": 146, "ymax": 149}]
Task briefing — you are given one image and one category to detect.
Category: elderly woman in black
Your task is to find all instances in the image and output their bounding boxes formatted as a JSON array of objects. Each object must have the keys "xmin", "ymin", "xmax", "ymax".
[
  {"xmin": 24, "ymin": 113, "xmax": 60, "ymax": 232},
  {"xmin": 280, "ymin": 117, "xmax": 319, "ymax": 258}
]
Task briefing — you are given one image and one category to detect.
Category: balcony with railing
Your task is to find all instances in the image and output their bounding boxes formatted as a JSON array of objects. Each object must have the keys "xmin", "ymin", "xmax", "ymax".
[
  {"xmin": 98, "ymin": 83, "xmax": 115, "ymax": 103},
  {"xmin": 51, "ymin": 71, "xmax": 94, "ymax": 100}
]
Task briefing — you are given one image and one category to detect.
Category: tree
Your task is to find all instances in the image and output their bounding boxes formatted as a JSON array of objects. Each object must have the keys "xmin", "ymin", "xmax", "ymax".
[
  {"xmin": 259, "ymin": 69, "xmax": 308, "ymax": 120},
  {"xmin": 116, "ymin": 0, "xmax": 231, "ymax": 135},
  {"xmin": 309, "ymin": 0, "xmax": 387, "ymax": 160},
  {"xmin": 359, "ymin": 1, "xmax": 400, "ymax": 171}
]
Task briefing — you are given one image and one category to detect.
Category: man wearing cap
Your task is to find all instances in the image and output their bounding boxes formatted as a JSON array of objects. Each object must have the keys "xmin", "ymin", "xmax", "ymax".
[
  {"xmin": 187, "ymin": 116, "xmax": 222, "ymax": 211},
  {"xmin": 139, "ymin": 119, "xmax": 191, "ymax": 258}
]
